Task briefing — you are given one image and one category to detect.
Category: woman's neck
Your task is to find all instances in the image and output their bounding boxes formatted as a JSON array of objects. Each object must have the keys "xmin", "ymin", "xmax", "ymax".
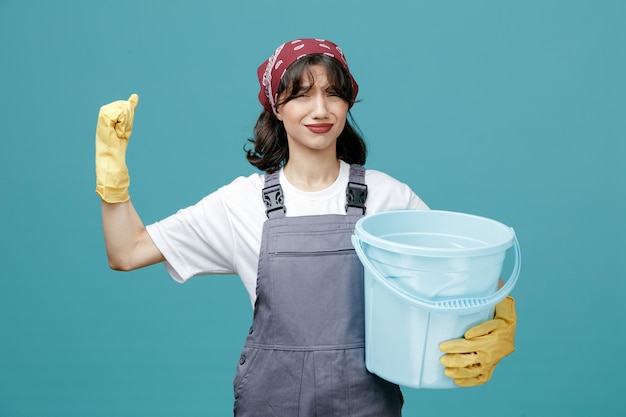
[{"xmin": 283, "ymin": 157, "xmax": 341, "ymax": 192}]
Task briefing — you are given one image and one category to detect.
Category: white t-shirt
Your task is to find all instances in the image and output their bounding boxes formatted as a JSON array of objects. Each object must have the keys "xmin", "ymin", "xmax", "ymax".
[{"xmin": 146, "ymin": 161, "xmax": 429, "ymax": 305}]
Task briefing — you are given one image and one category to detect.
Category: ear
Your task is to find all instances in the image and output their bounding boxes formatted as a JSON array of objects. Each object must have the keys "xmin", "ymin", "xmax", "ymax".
[{"xmin": 275, "ymin": 110, "xmax": 283, "ymax": 121}]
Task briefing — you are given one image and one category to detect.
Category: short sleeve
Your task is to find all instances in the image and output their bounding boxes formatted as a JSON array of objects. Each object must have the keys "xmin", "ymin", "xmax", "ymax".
[{"xmin": 146, "ymin": 190, "xmax": 237, "ymax": 283}]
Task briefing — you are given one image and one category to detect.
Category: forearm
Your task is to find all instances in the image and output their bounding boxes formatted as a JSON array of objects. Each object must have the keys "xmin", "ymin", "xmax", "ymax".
[{"xmin": 101, "ymin": 199, "xmax": 164, "ymax": 271}]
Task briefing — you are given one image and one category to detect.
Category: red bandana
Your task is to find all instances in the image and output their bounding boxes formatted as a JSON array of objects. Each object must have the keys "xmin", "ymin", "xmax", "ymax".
[{"xmin": 257, "ymin": 38, "xmax": 359, "ymax": 114}]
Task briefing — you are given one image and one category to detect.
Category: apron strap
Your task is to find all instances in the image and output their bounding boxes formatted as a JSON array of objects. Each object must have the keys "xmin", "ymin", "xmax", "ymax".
[
  {"xmin": 262, "ymin": 164, "xmax": 368, "ymax": 218},
  {"xmin": 346, "ymin": 164, "xmax": 368, "ymax": 215},
  {"xmin": 263, "ymin": 170, "xmax": 285, "ymax": 219}
]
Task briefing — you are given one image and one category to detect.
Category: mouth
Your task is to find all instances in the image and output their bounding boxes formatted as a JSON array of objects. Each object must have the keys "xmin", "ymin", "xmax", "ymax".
[{"xmin": 305, "ymin": 123, "xmax": 333, "ymax": 133}]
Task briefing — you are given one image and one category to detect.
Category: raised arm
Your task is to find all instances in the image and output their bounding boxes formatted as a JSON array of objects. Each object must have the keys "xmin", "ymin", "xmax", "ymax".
[{"xmin": 95, "ymin": 94, "xmax": 164, "ymax": 271}]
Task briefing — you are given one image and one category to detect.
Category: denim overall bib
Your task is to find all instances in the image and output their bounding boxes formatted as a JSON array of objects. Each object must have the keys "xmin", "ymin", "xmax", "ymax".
[{"xmin": 233, "ymin": 165, "xmax": 403, "ymax": 416}]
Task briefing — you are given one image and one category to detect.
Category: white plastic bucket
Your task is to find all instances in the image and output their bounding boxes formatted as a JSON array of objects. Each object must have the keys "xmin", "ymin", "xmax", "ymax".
[{"xmin": 352, "ymin": 210, "xmax": 520, "ymax": 389}]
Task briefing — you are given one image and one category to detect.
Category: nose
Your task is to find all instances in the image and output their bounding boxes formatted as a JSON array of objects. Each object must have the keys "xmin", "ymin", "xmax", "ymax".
[{"xmin": 310, "ymin": 94, "xmax": 329, "ymax": 119}]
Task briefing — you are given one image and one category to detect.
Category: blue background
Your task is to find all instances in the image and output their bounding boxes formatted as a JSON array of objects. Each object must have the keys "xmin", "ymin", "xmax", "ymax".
[{"xmin": 1, "ymin": 0, "xmax": 624, "ymax": 415}]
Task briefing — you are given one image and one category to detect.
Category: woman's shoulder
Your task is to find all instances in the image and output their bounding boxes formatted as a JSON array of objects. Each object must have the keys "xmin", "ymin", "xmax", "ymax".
[
  {"xmin": 364, "ymin": 167, "xmax": 400, "ymax": 183},
  {"xmin": 216, "ymin": 172, "xmax": 265, "ymax": 205},
  {"xmin": 364, "ymin": 167, "xmax": 412, "ymax": 191},
  {"xmin": 363, "ymin": 167, "xmax": 429, "ymax": 211},
  {"xmin": 219, "ymin": 172, "xmax": 265, "ymax": 191}
]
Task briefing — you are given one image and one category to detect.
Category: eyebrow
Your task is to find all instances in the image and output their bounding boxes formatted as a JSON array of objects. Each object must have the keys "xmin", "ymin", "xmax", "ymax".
[{"xmin": 296, "ymin": 83, "xmax": 336, "ymax": 91}]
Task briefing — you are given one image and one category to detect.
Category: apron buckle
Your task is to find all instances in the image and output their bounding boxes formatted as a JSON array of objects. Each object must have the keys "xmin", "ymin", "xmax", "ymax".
[
  {"xmin": 263, "ymin": 184, "xmax": 286, "ymax": 217},
  {"xmin": 346, "ymin": 181, "xmax": 368, "ymax": 214}
]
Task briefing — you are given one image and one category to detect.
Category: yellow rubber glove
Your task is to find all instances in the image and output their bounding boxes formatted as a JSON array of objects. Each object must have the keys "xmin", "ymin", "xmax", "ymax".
[
  {"xmin": 95, "ymin": 94, "xmax": 139, "ymax": 203},
  {"xmin": 439, "ymin": 296, "xmax": 516, "ymax": 387}
]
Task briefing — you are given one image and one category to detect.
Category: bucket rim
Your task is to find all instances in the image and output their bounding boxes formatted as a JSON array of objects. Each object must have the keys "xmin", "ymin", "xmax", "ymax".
[
  {"xmin": 355, "ymin": 209, "xmax": 515, "ymax": 257},
  {"xmin": 352, "ymin": 234, "xmax": 521, "ymax": 314}
]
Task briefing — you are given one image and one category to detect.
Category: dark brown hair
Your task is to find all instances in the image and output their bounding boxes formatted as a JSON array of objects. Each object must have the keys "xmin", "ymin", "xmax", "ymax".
[{"xmin": 245, "ymin": 54, "xmax": 366, "ymax": 173}]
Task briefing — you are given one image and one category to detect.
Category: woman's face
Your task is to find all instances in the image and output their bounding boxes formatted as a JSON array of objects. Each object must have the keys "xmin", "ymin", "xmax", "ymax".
[{"xmin": 276, "ymin": 64, "xmax": 349, "ymax": 158}]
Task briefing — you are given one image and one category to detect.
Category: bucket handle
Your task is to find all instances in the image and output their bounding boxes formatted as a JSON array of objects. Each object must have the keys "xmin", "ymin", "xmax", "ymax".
[{"xmin": 351, "ymin": 231, "xmax": 521, "ymax": 315}]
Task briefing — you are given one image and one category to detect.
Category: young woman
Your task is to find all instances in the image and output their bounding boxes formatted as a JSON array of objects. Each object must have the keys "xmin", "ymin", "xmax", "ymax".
[{"xmin": 95, "ymin": 38, "xmax": 516, "ymax": 416}]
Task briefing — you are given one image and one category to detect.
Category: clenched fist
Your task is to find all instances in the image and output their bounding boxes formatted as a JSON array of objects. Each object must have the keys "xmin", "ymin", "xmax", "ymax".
[{"xmin": 95, "ymin": 94, "xmax": 139, "ymax": 203}]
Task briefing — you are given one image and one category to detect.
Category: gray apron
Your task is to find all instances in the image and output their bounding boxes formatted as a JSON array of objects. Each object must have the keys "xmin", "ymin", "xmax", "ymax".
[{"xmin": 233, "ymin": 165, "xmax": 403, "ymax": 416}]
